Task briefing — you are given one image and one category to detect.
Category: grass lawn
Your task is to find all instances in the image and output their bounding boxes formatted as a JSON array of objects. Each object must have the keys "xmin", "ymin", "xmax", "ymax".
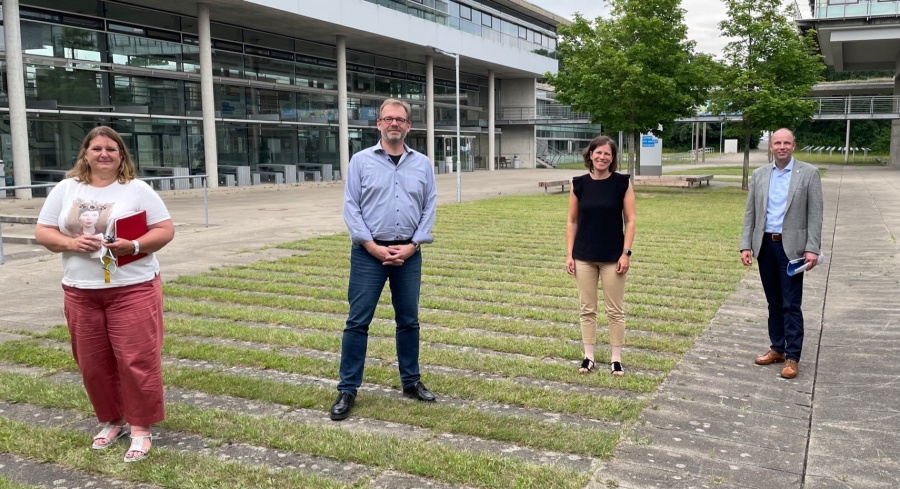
[{"xmin": 0, "ymin": 187, "xmax": 750, "ymax": 488}]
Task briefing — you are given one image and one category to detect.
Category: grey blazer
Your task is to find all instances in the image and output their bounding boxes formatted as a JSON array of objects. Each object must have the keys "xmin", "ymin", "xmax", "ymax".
[{"xmin": 740, "ymin": 159, "xmax": 823, "ymax": 260}]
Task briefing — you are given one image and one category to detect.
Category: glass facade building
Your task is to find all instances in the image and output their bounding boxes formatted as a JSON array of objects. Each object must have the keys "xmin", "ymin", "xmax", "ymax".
[{"xmin": 0, "ymin": 0, "xmax": 596, "ymax": 187}]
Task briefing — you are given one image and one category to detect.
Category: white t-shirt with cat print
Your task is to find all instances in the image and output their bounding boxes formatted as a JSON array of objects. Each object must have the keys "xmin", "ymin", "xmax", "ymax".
[{"xmin": 37, "ymin": 178, "xmax": 171, "ymax": 289}]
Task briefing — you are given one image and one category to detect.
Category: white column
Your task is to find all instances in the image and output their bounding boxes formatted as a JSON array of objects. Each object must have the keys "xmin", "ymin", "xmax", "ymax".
[
  {"xmin": 337, "ymin": 36, "xmax": 349, "ymax": 180},
  {"xmin": 198, "ymin": 4, "xmax": 219, "ymax": 188},
  {"xmin": 844, "ymin": 120, "xmax": 851, "ymax": 164},
  {"xmin": 426, "ymin": 56, "xmax": 435, "ymax": 168},
  {"xmin": 3, "ymin": 0, "xmax": 32, "ymax": 199},
  {"xmin": 892, "ymin": 79, "xmax": 900, "ymax": 166},
  {"xmin": 488, "ymin": 70, "xmax": 495, "ymax": 171},
  {"xmin": 701, "ymin": 122, "xmax": 707, "ymax": 163}
]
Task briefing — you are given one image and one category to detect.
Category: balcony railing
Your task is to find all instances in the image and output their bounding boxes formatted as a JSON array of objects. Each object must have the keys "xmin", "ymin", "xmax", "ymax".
[
  {"xmin": 363, "ymin": 0, "xmax": 557, "ymax": 59},
  {"xmin": 497, "ymin": 104, "xmax": 591, "ymax": 121},
  {"xmin": 814, "ymin": 0, "xmax": 900, "ymax": 20}
]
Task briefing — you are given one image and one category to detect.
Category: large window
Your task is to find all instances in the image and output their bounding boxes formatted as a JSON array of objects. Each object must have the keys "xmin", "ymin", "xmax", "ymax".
[
  {"xmin": 21, "ymin": 22, "xmax": 104, "ymax": 61},
  {"xmin": 112, "ymin": 75, "xmax": 182, "ymax": 115},
  {"xmin": 27, "ymin": 64, "xmax": 105, "ymax": 108},
  {"xmin": 108, "ymin": 33, "xmax": 181, "ymax": 71}
]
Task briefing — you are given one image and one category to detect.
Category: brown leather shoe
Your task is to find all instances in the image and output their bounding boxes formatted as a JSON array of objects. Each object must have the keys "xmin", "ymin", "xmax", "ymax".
[
  {"xmin": 754, "ymin": 350, "xmax": 786, "ymax": 365},
  {"xmin": 781, "ymin": 360, "xmax": 799, "ymax": 379}
]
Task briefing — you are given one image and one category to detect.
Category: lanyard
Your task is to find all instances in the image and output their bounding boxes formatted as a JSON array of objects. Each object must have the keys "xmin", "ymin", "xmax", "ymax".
[{"xmin": 100, "ymin": 248, "xmax": 117, "ymax": 283}]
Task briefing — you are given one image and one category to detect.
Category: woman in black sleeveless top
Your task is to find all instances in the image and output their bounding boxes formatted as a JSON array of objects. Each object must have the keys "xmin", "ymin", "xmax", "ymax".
[{"xmin": 565, "ymin": 135, "xmax": 636, "ymax": 376}]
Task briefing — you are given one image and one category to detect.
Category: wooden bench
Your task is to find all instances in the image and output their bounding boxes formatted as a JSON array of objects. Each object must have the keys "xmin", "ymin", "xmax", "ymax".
[
  {"xmin": 683, "ymin": 175, "xmax": 713, "ymax": 187},
  {"xmin": 538, "ymin": 179, "xmax": 571, "ymax": 193},
  {"xmin": 875, "ymin": 157, "xmax": 888, "ymax": 166},
  {"xmin": 633, "ymin": 175, "xmax": 713, "ymax": 188}
]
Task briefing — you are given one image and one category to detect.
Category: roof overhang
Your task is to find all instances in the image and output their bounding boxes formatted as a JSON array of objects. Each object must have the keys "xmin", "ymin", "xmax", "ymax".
[{"xmin": 799, "ymin": 17, "xmax": 900, "ymax": 73}]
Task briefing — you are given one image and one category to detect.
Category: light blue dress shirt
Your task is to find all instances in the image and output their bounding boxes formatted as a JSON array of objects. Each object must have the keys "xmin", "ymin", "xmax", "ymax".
[
  {"xmin": 765, "ymin": 157, "xmax": 794, "ymax": 233},
  {"xmin": 343, "ymin": 141, "xmax": 437, "ymax": 245}
]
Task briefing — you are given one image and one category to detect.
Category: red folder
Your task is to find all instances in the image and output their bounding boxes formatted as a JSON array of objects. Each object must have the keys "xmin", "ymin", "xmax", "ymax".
[{"xmin": 109, "ymin": 210, "xmax": 148, "ymax": 266}]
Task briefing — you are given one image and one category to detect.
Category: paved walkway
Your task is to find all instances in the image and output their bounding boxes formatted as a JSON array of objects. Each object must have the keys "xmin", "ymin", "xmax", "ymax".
[
  {"xmin": 1, "ymin": 153, "xmax": 898, "ymax": 488},
  {"xmin": 593, "ymin": 161, "xmax": 900, "ymax": 488}
]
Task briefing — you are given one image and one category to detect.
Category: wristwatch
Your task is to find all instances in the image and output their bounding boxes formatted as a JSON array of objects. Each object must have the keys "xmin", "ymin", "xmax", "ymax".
[
  {"xmin": 411, "ymin": 241, "xmax": 421, "ymax": 251},
  {"xmin": 132, "ymin": 240, "xmax": 141, "ymax": 255},
  {"xmin": 622, "ymin": 249, "xmax": 632, "ymax": 256}
]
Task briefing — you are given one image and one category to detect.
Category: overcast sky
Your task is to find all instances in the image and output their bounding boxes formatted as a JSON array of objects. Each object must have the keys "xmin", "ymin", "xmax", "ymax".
[{"xmin": 528, "ymin": 0, "xmax": 804, "ymax": 57}]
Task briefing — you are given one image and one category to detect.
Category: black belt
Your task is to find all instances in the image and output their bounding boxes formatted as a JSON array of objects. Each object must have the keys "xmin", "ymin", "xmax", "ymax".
[
  {"xmin": 764, "ymin": 233, "xmax": 782, "ymax": 242},
  {"xmin": 374, "ymin": 239, "xmax": 412, "ymax": 246}
]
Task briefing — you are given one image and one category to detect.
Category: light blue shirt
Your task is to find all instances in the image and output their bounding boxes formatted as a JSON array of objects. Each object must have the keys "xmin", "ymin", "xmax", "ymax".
[
  {"xmin": 765, "ymin": 157, "xmax": 794, "ymax": 233},
  {"xmin": 343, "ymin": 141, "xmax": 437, "ymax": 245}
]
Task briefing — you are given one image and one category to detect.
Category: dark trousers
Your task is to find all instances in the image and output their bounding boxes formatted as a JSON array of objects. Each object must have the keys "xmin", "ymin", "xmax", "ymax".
[
  {"xmin": 337, "ymin": 244, "xmax": 422, "ymax": 396},
  {"xmin": 757, "ymin": 237, "xmax": 805, "ymax": 361}
]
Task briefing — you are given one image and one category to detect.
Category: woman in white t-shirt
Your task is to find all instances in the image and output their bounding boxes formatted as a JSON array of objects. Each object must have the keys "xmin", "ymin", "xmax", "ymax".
[{"xmin": 35, "ymin": 126, "xmax": 174, "ymax": 463}]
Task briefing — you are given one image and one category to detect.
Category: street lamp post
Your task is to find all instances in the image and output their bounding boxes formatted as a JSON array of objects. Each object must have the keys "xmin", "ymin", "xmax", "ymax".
[{"xmin": 432, "ymin": 47, "xmax": 461, "ymax": 203}]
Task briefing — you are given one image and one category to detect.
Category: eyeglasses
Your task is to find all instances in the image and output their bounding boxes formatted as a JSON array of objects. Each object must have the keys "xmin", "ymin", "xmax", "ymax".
[{"xmin": 378, "ymin": 117, "xmax": 409, "ymax": 125}]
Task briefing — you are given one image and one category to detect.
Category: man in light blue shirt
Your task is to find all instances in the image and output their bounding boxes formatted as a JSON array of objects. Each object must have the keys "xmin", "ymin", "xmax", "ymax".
[
  {"xmin": 740, "ymin": 128, "xmax": 823, "ymax": 379},
  {"xmin": 331, "ymin": 98, "xmax": 437, "ymax": 421}
]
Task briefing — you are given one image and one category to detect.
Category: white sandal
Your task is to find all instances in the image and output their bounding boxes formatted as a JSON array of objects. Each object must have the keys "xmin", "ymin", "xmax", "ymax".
[
  {"xmin": 91, "ymin": 423, "xmax": 128, "ymax": 450},
  {"xmin": 123, "ymin": 434, "xmax": 152, "ymax": 463}
]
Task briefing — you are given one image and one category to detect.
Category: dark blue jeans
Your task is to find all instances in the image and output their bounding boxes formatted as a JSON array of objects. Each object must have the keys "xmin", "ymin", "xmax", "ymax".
[
  {"xmin": 757, "ymin": 237, "xmax": 805, "ymax": 362},
  {"xmin": 337, "ymin": 244, "xmax": 422, "ymax": 396}
]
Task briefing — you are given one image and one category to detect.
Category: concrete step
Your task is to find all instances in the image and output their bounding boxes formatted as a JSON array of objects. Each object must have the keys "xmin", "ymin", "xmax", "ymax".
[{"xmin": 0, "ymin": 220, "xmax": 38, "ymax": 245}]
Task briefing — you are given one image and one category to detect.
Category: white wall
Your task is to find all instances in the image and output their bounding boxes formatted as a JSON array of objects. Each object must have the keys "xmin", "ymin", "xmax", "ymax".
[
  {"xmin": 499, "ymin": 78, "xmax": 536, "ymax": 112},
  {"xmin": 501, "ymin": 125, "xmax": 536, "ymax": 168}
]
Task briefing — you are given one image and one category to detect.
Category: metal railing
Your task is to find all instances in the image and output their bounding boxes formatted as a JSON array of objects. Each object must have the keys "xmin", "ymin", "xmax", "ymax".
[
  {"xmin": 497, "ymin": 105, "xmax": 591, "ymax": 121},
  {"xmin": 1, "ymin": 175, "xmax": 209, "ymax": 265},
  {"xmin": 500, "ymin": 95, "xmax": 900, "ymax": 126},
  {"xmin": 362, "ymin": 0, "xmax": 557, "ymax": 59},
  {"xmin": 813, "ymin": 0, "xmax": 900, "ymax": 20},
  {"xmin": 808, "ymin": 96, "xmax": 900, "ymax": 118}
]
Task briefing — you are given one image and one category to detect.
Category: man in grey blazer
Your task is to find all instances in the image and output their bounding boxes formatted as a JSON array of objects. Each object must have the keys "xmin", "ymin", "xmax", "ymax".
[{"xmin": 740, "ymin": 128, "xmax": 823, "ymax": 379}]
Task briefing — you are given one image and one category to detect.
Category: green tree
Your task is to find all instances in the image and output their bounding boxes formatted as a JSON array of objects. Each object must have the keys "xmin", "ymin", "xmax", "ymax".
[
  {"xmin": 545, "ymin": 0, "xmax": 711, "ymax": 175},
  {"xmin": 711, "ymin": 0, "xmax": 824, "ymax": 189}
]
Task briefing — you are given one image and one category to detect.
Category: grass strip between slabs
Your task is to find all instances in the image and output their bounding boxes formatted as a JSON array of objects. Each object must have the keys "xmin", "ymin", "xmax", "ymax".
[
  {"xmin": 159, "ymin": 318, "xmax": 669, "ymax": 390},
  {"xmin": 0, "ymin": 409, "xmax": 348, "ymax": 489},
  {"xmin": 0, "ymin": 343, "xmax": 622, "ymax": 459},
  {"xmin": 14, "ymin": 334, "xmax": 645, "ymax": 422},
  {"xmin": 0, "ymin": 373, "xmax": 590, "ymax": 489},
  {"xmin": 163, "ymin": 283, "xmax": 714, "ymax": 324},
  {"xmin": 0, "ymin": 478, "xmax": 41, "ymax": 489},
  {"xmin": 165, "ymin": 297, "xmax": 703, "ymax": 343},
  {"xmin": 39, "ymin": 320, "xmax": 667, "ymax": 392}
]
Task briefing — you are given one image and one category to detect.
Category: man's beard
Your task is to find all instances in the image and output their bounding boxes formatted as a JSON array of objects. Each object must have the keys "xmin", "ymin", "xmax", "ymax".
[{"xmin": 382, "ymin": 129, "xmax": 405, "ymax": 142}]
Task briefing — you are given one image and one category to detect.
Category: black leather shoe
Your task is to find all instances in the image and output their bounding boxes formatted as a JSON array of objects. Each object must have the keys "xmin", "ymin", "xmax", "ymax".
[
  {"xmin": 402, "ymin": 381, "xmax": 436, "ymax": 402},
  {"xmin": 329, "ymin": 392, "xmax": 354, "ymax": 421}
]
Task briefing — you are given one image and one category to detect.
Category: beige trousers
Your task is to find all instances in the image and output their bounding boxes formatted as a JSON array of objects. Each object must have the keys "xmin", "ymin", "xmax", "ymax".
[{"xmin": 574, "ymin": 260, "xmax": 626, "ymax": 347}]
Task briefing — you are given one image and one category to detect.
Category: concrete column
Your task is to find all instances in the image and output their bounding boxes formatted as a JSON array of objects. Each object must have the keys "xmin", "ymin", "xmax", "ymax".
[
  {"xmin": 426, "ymin": 56, "xmax": 435, "ymax": 168},
  {"xmin": 891, "ymin": 79, "xmax": 900, "ymax": 167},
  {"xmin": 3, "ymin": 0, "xmax": 32, "ymax": 199},
  {"xmin": 198, "ymin": 4, "xmax": 219, "ymax": 188},
  {"xmin": 694, "ymin": 122, "xmax": 701, "ymax": 164},
  {"xmin": 844, "ymin": 119, "xmax": 851, "ymax": 164},
  {"xmin": 701, "ymin": 122, "xmax": 707, "ymax": 163},
  {"xmin": 337, "ymin": 36, "xmax": 349, "ymax": 179},
  {"xmin": 488, "ymin": 70, "xmax": 495, "ymax": 171}
]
